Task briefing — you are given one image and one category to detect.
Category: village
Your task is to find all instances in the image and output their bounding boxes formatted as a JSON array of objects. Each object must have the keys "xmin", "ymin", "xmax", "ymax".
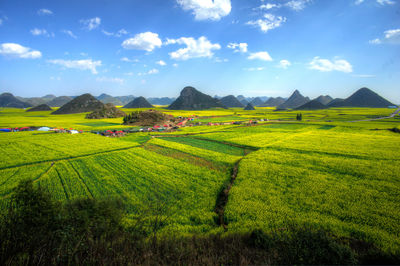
[{"xmin": 0, "ymin": 116, "xmax": 268, "ymax": 137}]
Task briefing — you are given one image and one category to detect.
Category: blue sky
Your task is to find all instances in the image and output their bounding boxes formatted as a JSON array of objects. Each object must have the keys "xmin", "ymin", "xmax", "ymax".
[{"xmin": 0, "ymin": 0, "xmax": 399, "ymax": 102}]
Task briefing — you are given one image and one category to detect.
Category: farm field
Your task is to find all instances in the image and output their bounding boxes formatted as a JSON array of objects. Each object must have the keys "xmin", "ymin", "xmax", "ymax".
[{"xmin": 0, "ymin": 107, "xmax": 399, "ymax": 252}]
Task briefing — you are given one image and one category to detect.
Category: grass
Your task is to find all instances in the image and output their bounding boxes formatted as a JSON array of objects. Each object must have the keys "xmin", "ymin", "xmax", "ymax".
[{"xmin": 0, "ymin": 106, "xmax": 399, "ymax": 254}]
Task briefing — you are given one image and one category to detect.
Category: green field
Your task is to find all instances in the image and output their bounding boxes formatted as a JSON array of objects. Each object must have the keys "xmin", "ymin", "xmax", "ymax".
[{"xmin": 1, "ymin": 107, "xmax": 399, "ymax": 252}]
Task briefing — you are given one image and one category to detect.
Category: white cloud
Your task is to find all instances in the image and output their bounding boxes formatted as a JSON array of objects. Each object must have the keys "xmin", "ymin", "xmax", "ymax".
[
  {"xmin": 122, "ymin": 32, "xmax": 162, "ymax": 52},
  {"xmin": 369, "ymin": 28, "xmax": 400, "ymax": 44},
  {"xmin": 285, "ymin": 0, "xmax": 311, "ymax": 11},
  {"xmin": 61, "ymin": 30, "xmax": 77, "ymax": 39},
  {"xmin": 96, "ymin": 77, "xmax": 124, "ymax": 84},
  {"xmin": 102, "ymin": 29, "xmax": 128, "ymax": 37},
  {"xmin": 259, "ymin": 3, "xmax": 280, "ymax": 10},
  {"xmin": 247, "ymin": 51, "xmax": 273, "ymax": 61},
  {"xmin": 148, "ymin": 68, "xmax": 159, "ymax": 74},
  {"xmin": 38, "ymin": 8, "xmax": 53, "ymax": 15},
  {"xmin": 80, "ymin": 17, "xmax": 101, "ymax": 30},
  {"xmin": 227, "ymin": 42, "xmax": 248, "ymax": 53},
  {"xmin": 156, "ymin": 60, "xmax": 167, "ymax": 66},
  {"xmin": 278, "ymin": 59, "xmax": 291, "ymax": 69},
  {"xmin": 50, "ymin": 76, "xmax": 61, "ymax": 81},
  {"xmin": 215, "ymin": 57, "xmax": 229, "ymax": 63},
  {"xmin": 244, "ymin": 67, "xmax": 265, "ymax": 71},
  {"xmin": 246, "ymin": 13, "xmax": 286, "ymax": 33},
  {"xmin": 309, "ymin": 57, "xmax": 353, "ymax": 73},
  {"xmin": 48, "ymin": 59, "xmax": 102, "ymax": 74},
  {"xmin": 121, "ymin": 57, "xmax": 139, "ymax": 63},
  {"xmin": 369, "ymin": 38, "xmax": 382, "ymax": 44},
  {"xmin": 356, "ymin": 0, "xmax": 395, "ymax": 5},
  {"xmin": 0, "ymin": 43, "xmax": 42, "ymax": 59},
  {"xmin": 177, "ymin": 0, "xmax": 231, "ymax": 21},
  {"xmin": 173, "ymin": 63, "xmax": 179, "ymax": 67},
  {"xmin": 166, "ymin": 36, "xmax": 221, "ymax": 60},
  {"xmin": 30, "ymin": 28, "xmax": 53, "ymax": 37},
  {"xmin": 377, "ymin": 0, "xmax": 395, "ymax": 5},
  {"xmin": 138, "ymin": 68, "xmax": 159, "ymax": 76}
]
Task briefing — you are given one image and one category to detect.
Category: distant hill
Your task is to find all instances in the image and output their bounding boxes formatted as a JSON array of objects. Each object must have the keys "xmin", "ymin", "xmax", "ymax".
[
  {"xmin": 296, "ymin": 100, "xmax": 328, "ymax": 110},
  {"xmin": 315, "ymin": 95, "xmax": 333, "ymax": 105},
  {"xmin": 115, "ymin": 95, "xmax": 135, "ymax": 105},
  {"xmin": 26, "ymin": 104, "xmax": 52, "ymax": 112},
  {"xmin": 260, "ymin": 97, "xmax": 286, "ymax": 107},
  {"xmin": 220, "ymin": 95, "xmax": 244, "ymax": 108},
  {"xmin": 244, "ymin": 103, "xmax": 255, "ymax": 110},
  {"xmin": 86, "ymin": 103, "xmax": 126, "ymax": 119},
  {"xmin": 148, "ymin": 97, "xmax": 176, "ymax": 105},
  {"xmin": 97, "ymin": 94, "xmax": 123, "ymax": 106},
  {"xmin": 168, "ymin": 86, "xmax": 225, "ymax": 110},
  {"xmin": 43, "ymin": 94, "xmax": 56, "ymax": 100},
  {"xmin": 328, "ymin": 98, "xmax": 345, "ymax": 106},
  {"xmin": 0, "ymin": 93, "xmax": 32, "ymax": 108},
  {"xmin": 278, "ymin": 90, "xmax": 310, "ymax": 109},
  {"xmin": 16, "ymin": 96, "xmax": 49, "ymax": 106},
  {"xmin": 52, "ymin": 94, "xmax": 105, "ymax": 114},
  {"xmin": 250, "ymin": 97, "xmax": 264, "ymax": 107},
  {"xmin": 328, "ymin": 87, "xmax": 394, "ymax": 108},
  {"xmin": 47, "ymin": 96, "xmax": 73, "ymax": 107},
  {"xmin": 124, "ymin": 96, "xmax": 154, "ymax": 108},
  {"xmin": 237, "ymin": 95, "xmax": 246, "ymax": 102}
]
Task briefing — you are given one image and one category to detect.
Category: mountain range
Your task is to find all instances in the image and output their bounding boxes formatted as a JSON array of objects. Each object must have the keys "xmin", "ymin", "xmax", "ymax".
[{"xmin": 0, "ymin": 87, "xmax": 396, "ymax": 112}]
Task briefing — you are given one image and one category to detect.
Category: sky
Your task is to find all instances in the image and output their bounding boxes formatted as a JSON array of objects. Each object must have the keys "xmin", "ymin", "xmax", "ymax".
[{"xmin": 0, "ymin": 0, "xmax": 399, "ymax": 102}]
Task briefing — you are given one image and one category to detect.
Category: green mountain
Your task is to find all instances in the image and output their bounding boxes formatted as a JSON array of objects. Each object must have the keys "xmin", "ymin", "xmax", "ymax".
[
  {"xmin": 52, "ymin": 94, "xmax": 105, "ymax": 114},
  {"xmin": 168, "ymin": 86, "xmax": 225, "ymax": 110},
  {"xmin": 0, "ymin": 93, "xmax": 32, "ymax": 108},
  {"xmin": 278, "ymin": 90, "xmax": 310, "ymax": 109},
  {"xmin": 124, "ymin": 96, "xmax": 154, "ymax": 108},
  {"xmin": 328, "ymin": 87, "xmax": 394, "ymax": 107},
  {"xmin": 220, "ymin": 95, "xmax": 244, "ymax": 108}
]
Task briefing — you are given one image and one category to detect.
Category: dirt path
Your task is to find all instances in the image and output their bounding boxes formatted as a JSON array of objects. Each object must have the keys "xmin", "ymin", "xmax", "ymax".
[{"xmin": 214, "ymin": 158, "xmax": 242, "ymax": 230}]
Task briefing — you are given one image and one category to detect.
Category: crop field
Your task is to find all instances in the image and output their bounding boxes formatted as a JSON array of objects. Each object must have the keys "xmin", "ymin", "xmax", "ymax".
[{"xmin": 0, "ymin": 107, "xmax": 399, "ymax": 252}]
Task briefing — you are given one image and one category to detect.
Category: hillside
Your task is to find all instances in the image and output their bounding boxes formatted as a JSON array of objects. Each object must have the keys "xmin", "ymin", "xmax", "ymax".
[
  {"xmin": 236, "ymin": 95, "xmax": 249, "ymax": 106},
  {"xmin": 260, "ymin": 97, "xmax": 286, "ymax": 107},
  {"xmin": 52, "ymin": 93, "xmax": 105, "ymax": 114},
  {"xmin": 278, "ymin": 90, "xmax": 310, "ymax": 109},
  {"xmin": 97, "ymin": 94, "xmax": 123, "ymax": 106},
  {"xmin": 114, "ymin": 95, "xmax": 135, "ymax": 105},
  {"xmin": 244, "ymin": 103, "xmax": 255, "ymax": 110},
  {"xmin": 315, "ymin": 95, "xmax": 333, "ymax": 105},
  {"xmin": 329, "ymin": 87, "xmax": 394, "ymax": 107},
  {"xmin": 86, "ymin": 103, "xmax": 126, "ymax": 119},
  {"xmin": 26, "ymin": 104, "xmax": 52, "ymax": 112},
  {"xmin": 0, "ymin": 93, "xmax": 32, "ymax": 108},
  {"xmin": 47, "ymin": 96, "xmax": 73, "ymax": 107},
  {"xmin": 124, "ymin": 96, "xmax": 154, "ymax": 108},
  {"xmin": 148, "ymin": 97, "xmax": 176, "ymax": 105},
  {"xmin": 168, "ymin": 86, "xmax": 225, "ymax": 110},
  {"xmin": 250, "ymin": 97, "xmax": 264, "ymax": 107},
  {"xmin": 295, "ymin": 99, "xmax": 328, "ymax": 110},
  {"xmin": 219, "ymin": 95, "xmax": 244, "ymax": 108},
  {"xmin": 123, "ymin": 109, "xmax": 173, "ymax": 126}
]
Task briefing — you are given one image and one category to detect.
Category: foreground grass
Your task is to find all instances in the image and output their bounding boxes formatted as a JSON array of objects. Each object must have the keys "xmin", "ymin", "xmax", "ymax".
[{"xmin": 1, "ymin": 180, "xmax": 398, "ymax": 265}]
